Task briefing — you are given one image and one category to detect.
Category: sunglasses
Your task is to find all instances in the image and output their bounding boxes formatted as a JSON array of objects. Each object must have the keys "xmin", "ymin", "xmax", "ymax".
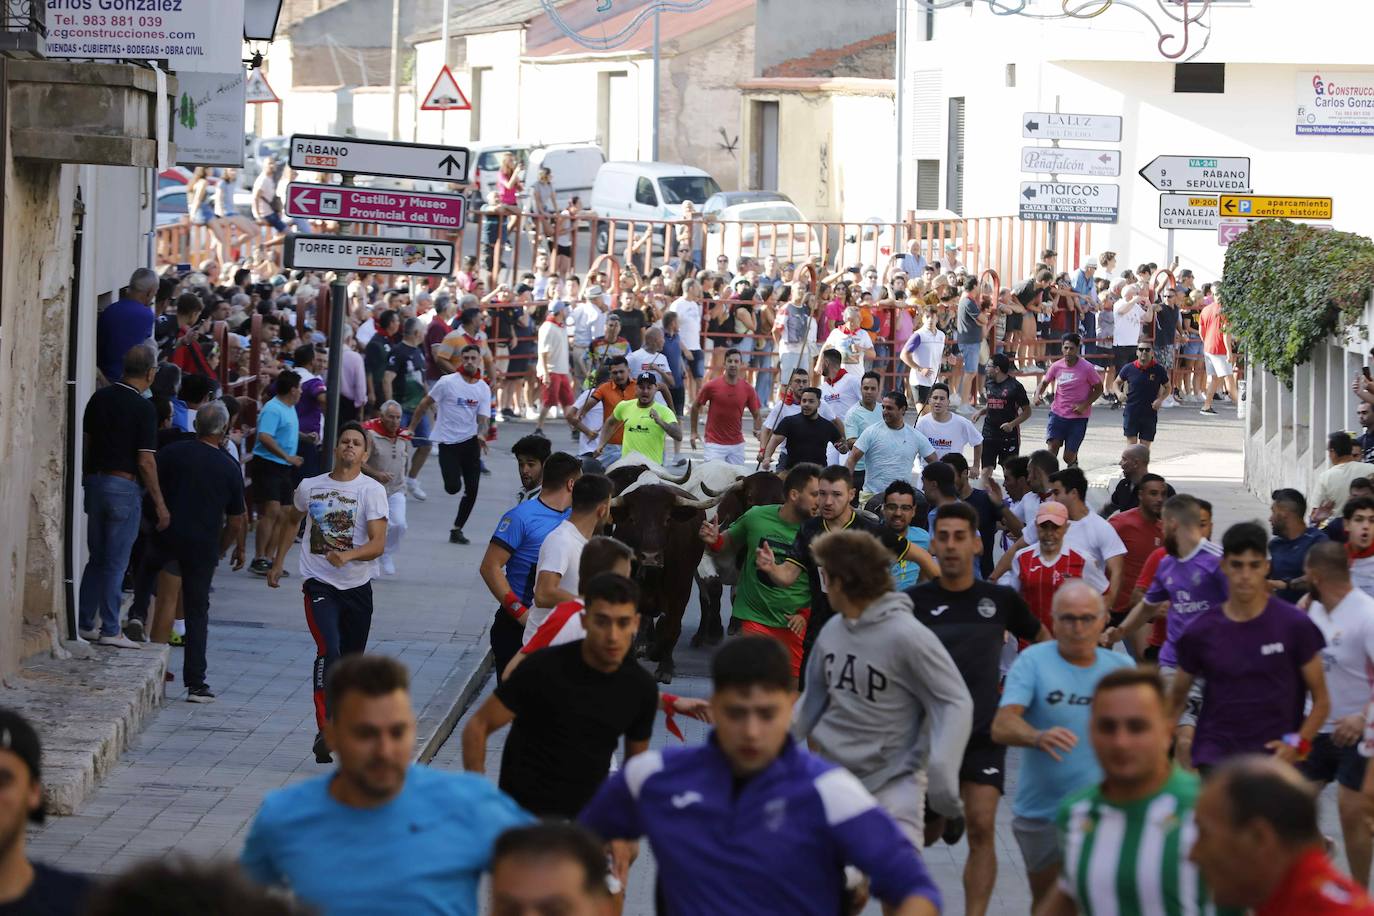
[{"xmin": 1136, "ymin": 347, "xmax": 1153, "ymax": 352}]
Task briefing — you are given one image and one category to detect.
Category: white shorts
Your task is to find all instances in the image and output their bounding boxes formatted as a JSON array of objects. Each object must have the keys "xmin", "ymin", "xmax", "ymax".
[
  {"xmin": 1204, "ymin": 352, "xmax": 1233, "ymax": 378},
  {"xmin": 872, "ymin": 770, "xmax": 928, "ymax": 849},
  {"xmin": 703, "ymin": 441, "xmax": 746, "ymax": 466}
]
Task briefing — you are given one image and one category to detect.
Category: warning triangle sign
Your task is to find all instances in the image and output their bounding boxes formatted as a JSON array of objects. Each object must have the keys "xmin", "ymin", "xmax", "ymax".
[
  {"xmin": 245, "ymin": 68, "xmax": 279, "ymax": 104},
  {"xmin": 421, "ymin": 65, "xmax": 471, "ymax": 111}
]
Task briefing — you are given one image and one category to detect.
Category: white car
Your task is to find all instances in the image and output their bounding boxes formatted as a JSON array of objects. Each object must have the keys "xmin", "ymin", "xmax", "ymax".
[
  {"xmin": 703, "ymin": 199, "xmax": 825, "ymax": 268},
  {"xmin": 589, "ymin": 161, "xmax": 721, "ymax": 254}
]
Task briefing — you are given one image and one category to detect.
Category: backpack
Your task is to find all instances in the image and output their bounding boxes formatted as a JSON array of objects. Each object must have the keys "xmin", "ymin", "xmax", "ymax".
[{"xmin": 783, "ymin": 303, "xmax": 811, "ymax": 345}]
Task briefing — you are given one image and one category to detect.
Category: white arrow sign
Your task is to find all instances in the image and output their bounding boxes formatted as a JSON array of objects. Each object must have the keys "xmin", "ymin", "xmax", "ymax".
[
  {"xmin": 1022, "ymin": 112, "xmax": 1122, "ymax": 142},
  {"xmin": 1019, "ymin": 182, "xmax": 1120, "ymax": 224},
  {"xmin": 1138, "ymin": 155, "xmax": 1251, "ymax": 193},
  {"xmin": 1020, "ymin": 146, "xmax": 1121, "ymax": 177},
  {"xmin": 1159, "ymin": 194, "xmax": 1220, "ymax": 230},
  {"xmin": 284, "ymin": 234, "xmax": 455, "ymax": 276},
  {"xmin": 288, "ymin": 134, "xmax": 471, "ymax": 184}
]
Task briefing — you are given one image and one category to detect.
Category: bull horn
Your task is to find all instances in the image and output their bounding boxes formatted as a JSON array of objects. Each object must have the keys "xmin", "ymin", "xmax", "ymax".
[
  {"xmin": 701, "ymin": 478, "xmax": 741, "ymax": 498},
  {"xmin": 674, "ymin": 492, "xmax": 723, "ymax": 510},
  {"xmin": 655, "ymin": 459, "xmax": 692, "ymax": 485},
  {"xmin": 609, "ymin": 495, "xmax": 623, "ymax": 509}
]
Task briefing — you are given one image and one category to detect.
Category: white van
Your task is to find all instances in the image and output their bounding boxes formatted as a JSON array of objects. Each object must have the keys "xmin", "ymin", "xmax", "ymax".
[
  {"xmin": 589, "ymin": 161, "xmax": 722, "ymax": 254},
  {"xmin": 525, "ymin": 143, "xmax": 604, "ymax": 210}
]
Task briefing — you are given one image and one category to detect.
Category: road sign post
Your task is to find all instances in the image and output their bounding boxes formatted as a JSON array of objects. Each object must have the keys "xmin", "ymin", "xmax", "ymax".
[
  {"xmin": 285, "ymin": 182, "xmax": 467, "ymax": 229},
  {"xmin": 1218, "ymin": 195, "xmax": 1333, "ymax": 220},
  {"xmin": 1138, "ymin": 156, "xmax": 1251, "ymax": 193},
  {"xmin": 1022, "ymin": 112, "xmax": 1123, "ymax": 142},
  {"xmin": 1018, "ymin": 182, "xmax": 1120, "ymax": 224},
  {"xmin": 285, "ymin": 235, "xmax": 455, "ymax": 276},
  {"xmin": 321, "ymin": 281, "xmax": 346, "ymax": 472},
  {"xmin": 288, "ymin": 134, "xmax": 471, "ymax": 183}
]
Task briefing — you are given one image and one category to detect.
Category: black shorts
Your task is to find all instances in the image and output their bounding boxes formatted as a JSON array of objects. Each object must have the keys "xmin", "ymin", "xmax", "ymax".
[
  {"xmin": 1298, "ymin": 733, "xmax": 1369, "ymax": 791},
  {"xmin": 981, "ymin": 432, "xmax": 1021, "ymax": 468},
  {"xmin": 959, "ymin": 731, "xmax": 1007, "ymax": 793},
  {"xmin": 1005, "ymin": 312, "xmax": 1024, "ymax": 332},
  {"xmin": 556, "ymin": 243, "xmax": 572, "ymax": 257},
  {"xmin": 915, "ymin": 384, "xmax": 933, "ymax": 405},
  {"xmin": 1112, "ymin": 345, "xmax": 1136, "ymax": 373},
  {"xmin": 1123, "ymin": 408, "xmax": 1158, "ymax": 442},
  {"xmin": 250, "ymin": 455, "xmax": 295, "ymax": 505}
]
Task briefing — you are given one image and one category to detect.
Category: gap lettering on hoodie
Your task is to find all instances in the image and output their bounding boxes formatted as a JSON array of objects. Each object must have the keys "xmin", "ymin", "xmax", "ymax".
[{"xmin": 823, "ymin": 653, "xmax": 888, "ymax": 702}]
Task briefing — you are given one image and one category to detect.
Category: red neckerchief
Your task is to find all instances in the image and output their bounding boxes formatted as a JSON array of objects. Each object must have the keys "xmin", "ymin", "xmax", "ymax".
[
  {"xmin": 828, "ymin": 368, "xmax": 848, "ymax": 385},
  {"xmin": 459, "ymin": 365, "xmax": 482, "ymax": 381},
  {"xmin": 783, "ymin": 391, "xmax": 797, "ymax": 406},
  {"xmin": 1348, "ymin": 540, "xmax": 1374, "ymax": 561},
  {"xmin": 362, "ymin": 417, "xmax": 412, "ymax": 442}
]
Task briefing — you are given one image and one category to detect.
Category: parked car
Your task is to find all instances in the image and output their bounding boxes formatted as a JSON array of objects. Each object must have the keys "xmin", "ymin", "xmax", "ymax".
[
  {"xmin": 700, "ymin": 189, "xmax": 794, "ymax": 221},
  {"xmin": 589, "ymin": 161, "xmax": 722, "ymax": 254},
  {"xmin": 524, "ymin": 143, "xmax": 604, "ymax": 210},
  {"xmin": 701, "ymin": 194, "xmax": 825, "ymax": 268},
  {"xmin": 156, "ymin": 186, "xmax": 189, "ymax": 227}
]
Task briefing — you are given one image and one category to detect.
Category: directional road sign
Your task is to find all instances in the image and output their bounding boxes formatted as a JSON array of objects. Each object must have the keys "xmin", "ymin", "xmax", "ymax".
[
  {"xmin": 284, "ymin": 234, "xmax": 454, "ymax": 276},
  {"xmin": 289, "ymin": 134, "xmax": 470, "ymax": 184},
  {"xmin": 1218, "ymin": 195, "xmax": 1333, "ymax": 220},
  {"xmin": 1217, "ymin": 219, "xmax": 1252, "ymax": 247},
  {"xmin": 1159, "ymin": 194, "xmax": 1220, "ymax": 231},
  {"xmin": 1138, "ymin": 156, "xmax": 1251, "ymax": 193},
  {"xmin": 1018, "ymin": 182, "xmax": 1120, "ymax": 224},
  {"xmin": 285, "ymin": 182, "xmax": 467, "ymax": 229},
  {"xmin": 1022, "ymin": 112, "xmax": 1122, "ymax": 142},
  {"xmin": 1020, "ymin": 146, "xmax": 1121, "ymax": 177}
]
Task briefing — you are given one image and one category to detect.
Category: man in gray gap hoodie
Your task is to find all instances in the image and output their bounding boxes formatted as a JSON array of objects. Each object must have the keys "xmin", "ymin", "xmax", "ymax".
[{"xmin": 794, "ymin": 529, "xmax": 974, "ymax": 846}]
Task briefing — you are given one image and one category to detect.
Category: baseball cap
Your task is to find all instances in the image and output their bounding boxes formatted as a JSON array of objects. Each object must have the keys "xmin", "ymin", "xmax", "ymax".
[
  {"xmin": 1035, "ymin": 501, "xmax": 1069, "ymax": 528},
  {"xmin": 550, "ymin": 301, "xmax": 568, "ymax": 315},
  {"xmin": 0, "ymin": 708, "xmax": 43, "ymax": 823},
  {"xmin": 635, "ymin": 371, "xmax": 657, "ymax": 386}
]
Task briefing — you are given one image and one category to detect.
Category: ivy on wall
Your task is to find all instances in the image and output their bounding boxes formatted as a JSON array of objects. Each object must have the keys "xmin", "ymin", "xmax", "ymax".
[{"xmin": 1221, "ymin": 219, "xmax": 1374, "ymax": 386}]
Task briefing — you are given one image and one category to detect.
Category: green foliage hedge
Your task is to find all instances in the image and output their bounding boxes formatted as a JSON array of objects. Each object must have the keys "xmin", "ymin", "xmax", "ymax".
[{"xmin": 1220, "ymin": 219, "xmax": 1374, "ymax": 386}]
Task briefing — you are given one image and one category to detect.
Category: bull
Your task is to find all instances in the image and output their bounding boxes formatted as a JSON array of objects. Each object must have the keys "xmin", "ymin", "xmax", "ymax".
[
  {"xmin": 608, "ymin": 483, "xmax": 721, "ymax": 684},
  {"xmin": 691, "ymin": 472, "xmax": 786, "ymax": 647}
]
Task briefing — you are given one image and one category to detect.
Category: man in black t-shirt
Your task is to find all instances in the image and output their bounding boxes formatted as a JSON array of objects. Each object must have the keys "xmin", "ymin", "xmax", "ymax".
[
  {"xmin": 0, "ymin": 709, "xmax": 93, "ymax": 915},
  {"xmin": 1114, "ymin": 342, "xmax": 1172, "ymax": 447},
  {"xmin": 761, "ymin": 388, "xmax": 845, "ymax": 469},
  {"xmin": 384, "ymin": 318, "xmax": 433, "ymax": 483},
  {"xmin": 973, "ymin": 353, "xmax": 1032, "ymax": 469},
  {"xmin": 364, "ymin": 308, "xmax": 399, "ymax": 412},
  {"xmin": 461, "ymin": 573, "xmax": 658, "ymax": 819},
  {"xmin": 754, "ymin": 466, "xmax": 884, "ymax": 681},
  {"xmin": 1357, "ymin": 402, "xmax": 1374, "ymax": 464},
  {"xmin": 941, "ymin": 453, "xmax": 1000, "ymax": 578},
  {"xmin": 908, "ymin": 502, "xmax": 1047, "ymax": 916},
  {"xmin": 152, "ymin": 402, "xmax": 247, "ymax": 702}
]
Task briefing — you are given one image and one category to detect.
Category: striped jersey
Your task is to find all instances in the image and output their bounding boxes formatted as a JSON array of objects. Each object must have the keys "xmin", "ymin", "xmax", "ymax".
[
  {"xmin": 1056, "ymin": 767, "xmax": 1239, "ymax": 916},
  {"xmin": 1002, "ymin": 544, "xmax": 1108, "ymax": 635}
]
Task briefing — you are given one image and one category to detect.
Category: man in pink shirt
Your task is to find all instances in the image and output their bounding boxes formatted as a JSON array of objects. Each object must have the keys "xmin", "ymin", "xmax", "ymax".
[
  {"xmin": 1198, "ymin": 292, "xmax": 1240, "ymax": 416},
  {"xmin": 690, "ymin": 348, "xmax": 762, "ymax": 466},
  {"xmin": 1033, "ymin": 333, "xmax": 1104, "ymax": 468}
]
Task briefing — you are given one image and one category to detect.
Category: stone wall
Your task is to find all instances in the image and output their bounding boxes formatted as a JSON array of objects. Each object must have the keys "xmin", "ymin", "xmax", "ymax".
[
  {"xmin": 660, "ymin": 21, "xmax": 756, "ymax": 191},
  {"xmin": 0, "ymin": 157, "xmax": 74, "ymax": 681}
]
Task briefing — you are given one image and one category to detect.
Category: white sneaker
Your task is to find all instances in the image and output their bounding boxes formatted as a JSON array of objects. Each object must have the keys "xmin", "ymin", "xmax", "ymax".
[
  {"xmin": 407, "ymin": 479, "xmax": 428, "ymax": 501},
  {"xmin": 1161, "ymin": 396, "xmax": 1178, "ymax": 409},
  {"xmin": 97, "ymin": 633, "xmax": 143, "ymax": 650},
  {"xmin": 79, "ymin": 628, "xmax": 100, "ymax": 641},
  {"xmin": 380, "ymin": 556, "xmax": 396, "ymax": 576}
]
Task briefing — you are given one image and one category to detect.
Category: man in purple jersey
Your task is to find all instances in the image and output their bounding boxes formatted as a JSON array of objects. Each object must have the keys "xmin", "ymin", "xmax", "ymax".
[
  {"xmin": 1167, "ymin": 522, "xmax": 1330, "ymax": 776},
  {"xmin": 1103, "ymin": 494, "xmax": 1228, "ymax": 768}
]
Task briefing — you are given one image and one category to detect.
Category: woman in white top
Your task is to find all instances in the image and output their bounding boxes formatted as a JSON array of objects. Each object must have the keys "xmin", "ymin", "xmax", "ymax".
[{"xmin": 668, "ymin": 277, "xmax": 705, "ymax": 404}]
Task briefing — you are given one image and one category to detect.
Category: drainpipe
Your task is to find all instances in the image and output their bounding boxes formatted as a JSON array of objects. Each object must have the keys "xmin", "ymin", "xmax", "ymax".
[{"xmin": 63, "ymin": 188, "xmax": 87, "ymax": 639}]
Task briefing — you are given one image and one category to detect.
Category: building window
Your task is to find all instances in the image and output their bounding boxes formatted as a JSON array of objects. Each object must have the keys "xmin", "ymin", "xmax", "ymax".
[
  {"xmin": 946, "ymin": 98, "xmax": 965, "ymax": 215},
  {"xmin": 470, "ymin": 66, "xmax": 490, "ymax": 139},
  {"xmin": 1174, "ymin": 63, "xmax": 1225, "ymax": 93},
  {"xmin": 916, "ymin": 160, "xmax": 940, "ymax": 210},
  {"xmin": 1005, "ymin": 63, "xmax": 1016, "ymax": 88}
]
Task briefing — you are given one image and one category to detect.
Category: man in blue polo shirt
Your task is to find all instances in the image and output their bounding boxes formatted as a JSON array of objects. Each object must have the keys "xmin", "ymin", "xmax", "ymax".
[
  {"xmin": 478, "ymin": 452, "xmax": 580, "ymax": 680},
  {"xmin": 1269, "ymin": 487, "xmax": 1328, "ymax": 604},
  {"xmin": 96, "ymin": 268, "xmax": 158, "ymax": 384},
  {"xmin": 580, "ymin": 636, "xmax": 941, "ymax": 916}
]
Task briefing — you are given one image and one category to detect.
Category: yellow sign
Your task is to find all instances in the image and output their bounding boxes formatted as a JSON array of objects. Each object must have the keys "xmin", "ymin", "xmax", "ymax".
[{"xmin": 1218, "ymin": 195, "xmax": 1333, "ymax": 220}]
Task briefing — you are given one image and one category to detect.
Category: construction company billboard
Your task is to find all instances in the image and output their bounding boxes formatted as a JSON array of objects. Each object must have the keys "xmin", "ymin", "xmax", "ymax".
[
  {"xmin": 1297, "ymin": 71, "xmax": 1374, "ymax": 136},
  {"xmin": 44, "ymin": 0, "xmax": 243, "ymax": 72}
]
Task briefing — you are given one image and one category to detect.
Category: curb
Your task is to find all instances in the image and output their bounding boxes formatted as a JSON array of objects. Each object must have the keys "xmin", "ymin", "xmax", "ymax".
[{"xmin": 414, "ymin": 646, "xmax": 493, "ymax": 764}]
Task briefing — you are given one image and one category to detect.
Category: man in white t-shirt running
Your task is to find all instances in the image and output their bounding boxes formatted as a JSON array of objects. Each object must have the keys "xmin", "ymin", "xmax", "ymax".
[
  {"xmin": 816, "ymin": 348, "xmax": 862, "ymax": 466},
  {"xmin": 525, "ymin": 474, "xmax": 612, "ymax": 643},
  {"xmin": 916, "ymin": 383, "xmax": 984, "ymax": 467},
  {"xmin": 267, "ymin": 422, "xmax": 389, "ymax": 763},
  {"xmin": 900, "ymin": 305, "xmax": 946, "ymax": 417},
  {"xmin": 408, "ymin": 344, "xmax": 492, "ymax": 545}
]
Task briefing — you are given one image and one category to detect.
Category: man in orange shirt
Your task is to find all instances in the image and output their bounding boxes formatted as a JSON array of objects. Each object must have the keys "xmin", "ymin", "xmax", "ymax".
[
  {"xmin": 574, "ymin": 356, "xmax": 633, "ymax": 468},
  {"xmin": 1198, "ymin": 290, "xmax": 1241, "ymax": 416}
]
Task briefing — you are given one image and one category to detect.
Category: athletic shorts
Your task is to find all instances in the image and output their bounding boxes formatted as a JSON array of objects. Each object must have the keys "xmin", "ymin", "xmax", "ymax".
[
  {"xmin": 1122, "ymin": 408, "xmax": 1158, "ymax": 442},
  {"xmin": 1012, "ymin": 816, "xmax": 1061, "ymax": 873},
  {"xmin": 1205, "ymin": 352, "xmax": 1233, "ymax": 377},
  {"xmin": 1112, "ymin": 345, "xmax": 1137, "ymax": 373},
  {"xmin": 703, "ymin": 441, "xmax": 746, "ymax": 466},
  {"xmin": 873, "ymin": 771, "xmax": 928, "ymax": 849},
  {"xmin": 915, "ymin": 384, "xmax": 933, "ymax": 405},
  {"xmin": 959, "ymin": 731, "xmax": 1007, "ymax": 793},
  {"xmin": 1045, "ymin": 413, "xmax": 1090, "ymax": 452},
  {"xmin": 542, "ymin": 372, "xmax": 575, "ymax": 407},
  {"xmin": 1005, "ymin": 312, "xmax": 1024, "ymax": 332},
  {"xmin": 1298, "ymin": 733, "xmax": 1369, "ymax": 791},
  {"xmin": 250, "ymin": 455, "xmax": 295, "ymax": 505},
  {"xmin": 494, "ymin": 343, "xmax": 510, "ymax": 375},
  {"xmin": 688, "ymin": 350, "xmax": 706, "ymax": 380},
  {"xmin": 556, "ymin": 244, "xmax": 572, "ymax": 257},
  {"xmin": 739, "ymin": 616, "xmax": 806, "ymax": 678},
  {"xmin": 1160, "ymin": 666, "xmax": 1203, "ymax": 729},
  {"xmin": 959, "ymin": 343, "xmax": 981, "ymax": 373},
  {"xmin": 981, "ymin": 432, "xmax": 1020, "ymax": 469}
]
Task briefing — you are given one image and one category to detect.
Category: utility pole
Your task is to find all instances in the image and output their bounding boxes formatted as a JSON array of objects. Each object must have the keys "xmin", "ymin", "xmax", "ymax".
[
  {"xmin": 895, "ymin": 0, "xmax": 907, "ymax": 224},
  {"xmin": 389, "ymin": 0, "xmax": 401, "ymax": 141},
  {"xmin": 439, "ymin": 0, "xmax": 450, "ymax": 143},
  {"xmin": 651, "ymin": 5, "xmax": 661, "ymax": 161}
]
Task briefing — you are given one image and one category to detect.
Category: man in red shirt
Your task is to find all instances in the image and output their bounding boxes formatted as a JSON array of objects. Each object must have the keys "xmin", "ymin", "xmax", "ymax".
[
  {"xmin": 423, "ymin": 293, "xmax": 456, "ymax": 381},
  {"xmin": 1107, "ymin": 473, "xmax": 1168, "ymax": 643},
  {"xmin": 575, "ymin": 356, "xmax": 633, "ymax": 467},
  {"xmin": 689, "ymin": 348, "xmax": 762, "ymax": 467},
  {"xmin": 1198, "ymin": 291, "xmax": 1241, "ymax": 416},
  {"xmin": 1192, "ymin": 755, "xmax": 1374, "ymax": 915},
  {"xmin": 1001, "ymin": 501, "xmax": 1105, "ymax": 637}
]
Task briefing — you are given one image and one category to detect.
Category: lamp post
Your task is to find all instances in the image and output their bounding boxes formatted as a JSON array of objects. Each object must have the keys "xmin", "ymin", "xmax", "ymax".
[{"xmin": 243, "ymin": 0, "xmax": 284, "ymax": 42}]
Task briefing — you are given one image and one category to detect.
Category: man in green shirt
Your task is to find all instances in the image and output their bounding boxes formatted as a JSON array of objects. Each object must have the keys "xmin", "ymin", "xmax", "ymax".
[
  {"xmin": 595, "ymin": 373, "xmax": 681, "ymax": 466},
  {"xmin": 1040, "ymin": 667, "xmax": 1238, "ymax": 916},
  {"xmin": 697, "ymin": 463, "xmax": 820, "ymax": 678}
]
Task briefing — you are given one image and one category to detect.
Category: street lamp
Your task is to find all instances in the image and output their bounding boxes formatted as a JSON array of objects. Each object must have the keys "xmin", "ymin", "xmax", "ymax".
[{"xmin": 244, "ymin": 0, "xmax": 284, "ymax": 42}]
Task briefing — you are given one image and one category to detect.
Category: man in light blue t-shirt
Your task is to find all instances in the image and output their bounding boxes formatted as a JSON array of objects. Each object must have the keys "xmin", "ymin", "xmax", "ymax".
[
  {"xmin": 845, "ymin": 390, "xmax": 935, "ymax": 500},
  {"xmin": 249, "ymin": 372, "xmax": 304, "ymax": 574},
  {"xmin": 991, "ymin": 579, "xmax": 1133, "ymax": 909},
  {"xmin": 242, "ymin": 655, "xmax": 530, "ymax": 915}
]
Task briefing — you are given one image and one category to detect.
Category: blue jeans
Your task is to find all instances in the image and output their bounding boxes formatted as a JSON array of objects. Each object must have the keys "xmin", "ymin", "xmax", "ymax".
[
  {"xmin": 753, "ymin": 339, "xmax": 775, "ymax": 407},
  {"xmin": 78, "ymin": 475, "xmax": 144, "ymax": 636}
]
